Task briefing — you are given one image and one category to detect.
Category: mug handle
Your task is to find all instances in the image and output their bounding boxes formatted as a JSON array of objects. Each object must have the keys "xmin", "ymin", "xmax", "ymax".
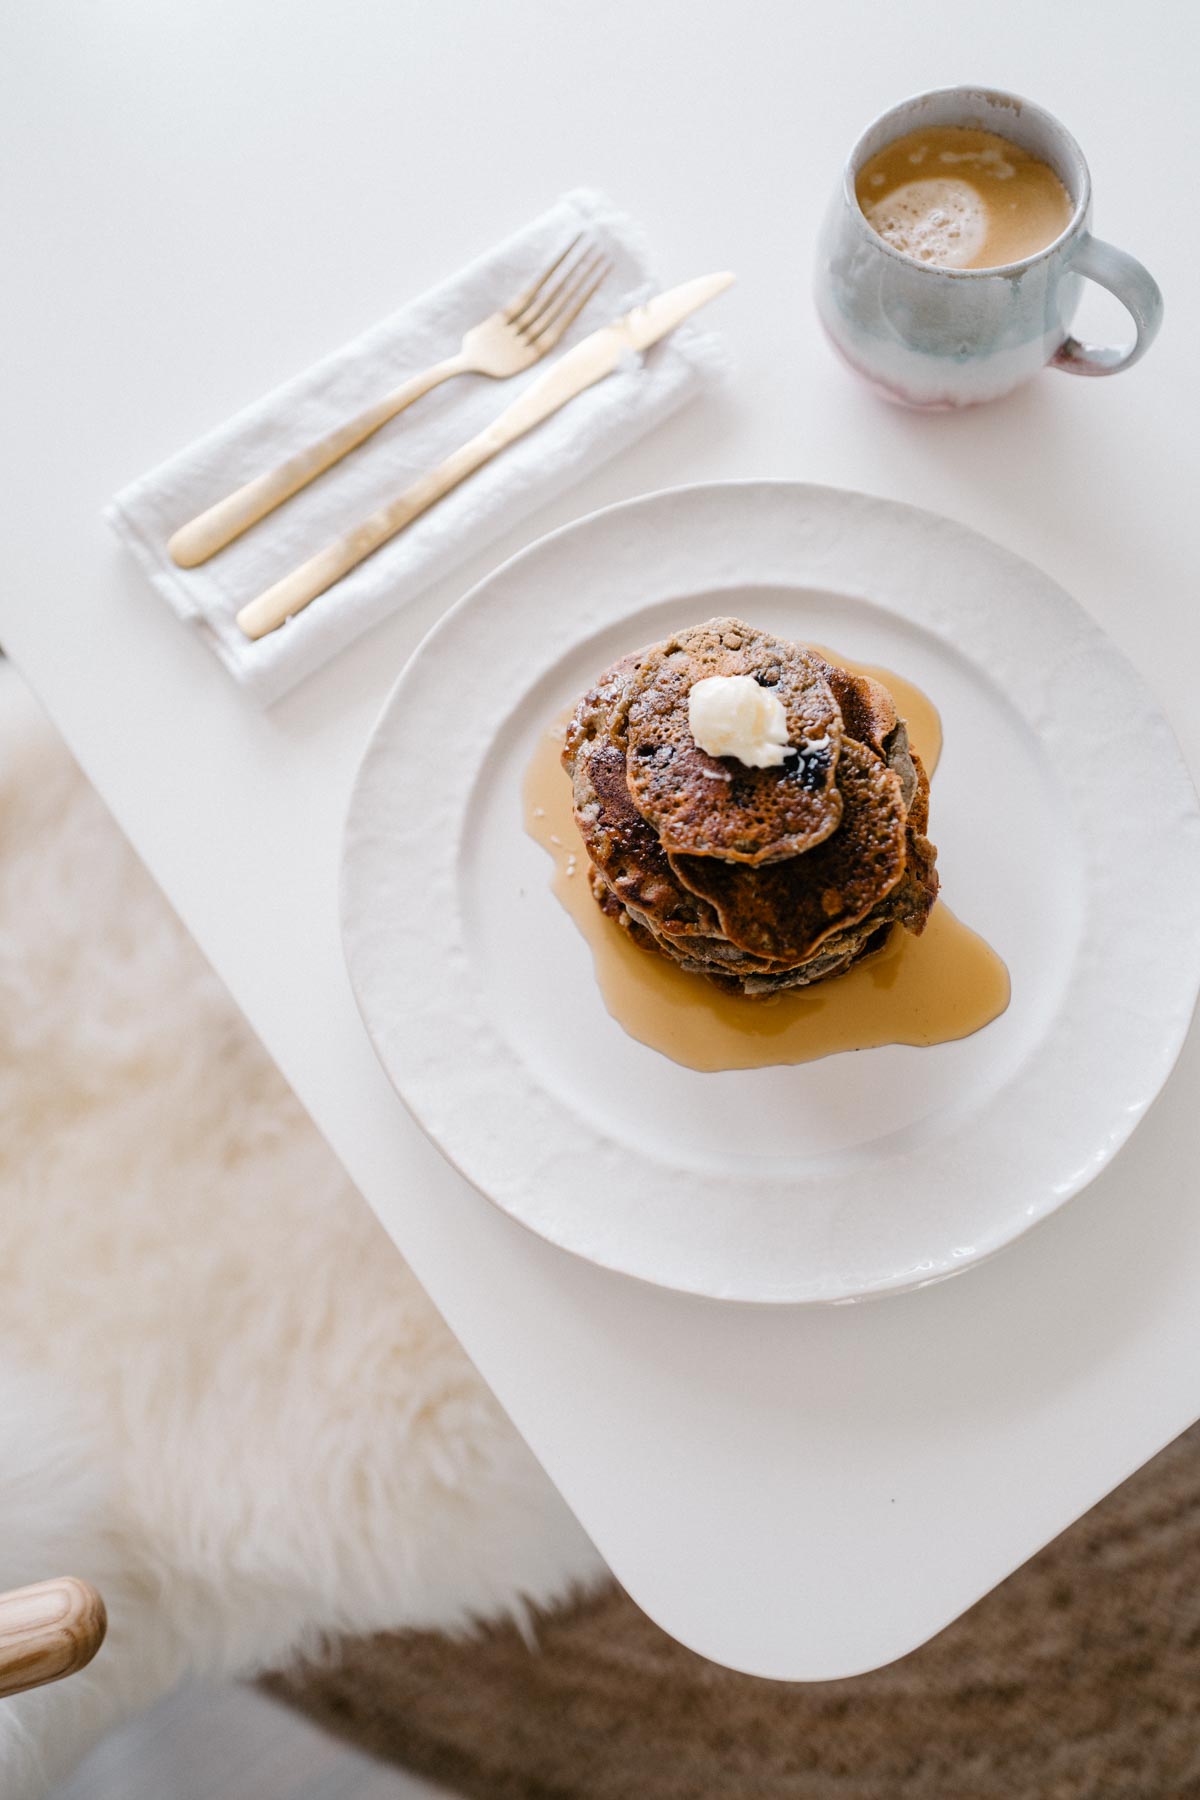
[{"xmin": 1052, "ymin": 235, "xmax": 1164, "ymax": 376}]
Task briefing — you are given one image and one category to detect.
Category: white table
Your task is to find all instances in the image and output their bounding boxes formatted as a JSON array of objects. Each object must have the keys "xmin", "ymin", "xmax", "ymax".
[{"xmin": 3, "ymin": 0, "xmax": 1197, "ymax": 1680}]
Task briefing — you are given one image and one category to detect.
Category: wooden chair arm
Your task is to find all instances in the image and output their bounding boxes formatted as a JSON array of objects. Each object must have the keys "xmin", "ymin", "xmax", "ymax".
[{"xmin": 0, "ymin": 1579, "xmax": 107, "ymax": 1699}]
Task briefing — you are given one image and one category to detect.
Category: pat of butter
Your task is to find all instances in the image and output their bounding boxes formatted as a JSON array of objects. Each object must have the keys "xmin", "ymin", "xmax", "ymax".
[{"xmin": 687, "ymin": 674, "xmax": 792, "ymax": 769}]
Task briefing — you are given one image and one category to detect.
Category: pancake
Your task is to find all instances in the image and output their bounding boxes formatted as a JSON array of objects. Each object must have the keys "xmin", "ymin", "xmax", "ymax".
[
  {"xmin": 623, "ymin": 907, "xmax": 793, "ymax": 975},
  {"xmin": 609, "ymin": 841, "xmax": 934, "ymax": 995},
  {"xmin": 813, "ymin": 658, "xmax": 924, "ymax": 830},
  {"xmin": 717, "ymin": 925, "xmax": 894, "ymax": 996},
  {"xmin": 561, "ymin": 652, "xmax": 640, "ymax": 771},
  {"xmin": 588, "ymin": 864, "xmax": 662, "ymax": 956},
  {"xmin": 594, "ymin": 868, "xmax": 898, "ymax": 996},
  {"xmin": 905, "ymin": 740, "xmax": 931, "ymax": 836},
  {"xmin": 815, "ymin": 659, "xmax": 898, "ymax": 761},
  {"xmin": 564, "ymin": 655, "xmax": 722, "ymax": 940},
  {"xmin": 620, "ymin": 620, "xmax": 845, "ymax": 865},
  {"xmin": 671, "ymin": 737, "xmax": 909, "ymax": 964},
  {"xmin": 572, "ymin": 735, "xmax": 720, "ymax": 936}
]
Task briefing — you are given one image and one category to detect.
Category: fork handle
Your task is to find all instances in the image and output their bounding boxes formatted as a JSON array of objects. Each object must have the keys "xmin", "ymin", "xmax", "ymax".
[
  {"xmin": 235, "ymin": 427, "xmax": 505, "ymax": 640},
  {"xmin": 167, "ymin": 354, "xmax": 468, "ymax": 569}
]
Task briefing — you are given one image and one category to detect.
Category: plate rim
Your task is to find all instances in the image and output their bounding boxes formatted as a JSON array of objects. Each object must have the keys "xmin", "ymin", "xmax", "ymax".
[{"xmin": 340, "ymin": 478, "xmax": 1200, "ymax": 1305}]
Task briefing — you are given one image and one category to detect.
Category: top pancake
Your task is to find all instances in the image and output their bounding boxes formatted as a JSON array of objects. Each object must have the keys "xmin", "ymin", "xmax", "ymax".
[{"xmin": 618, "ymin": 620, "xmax": 844, "ymax": 865}]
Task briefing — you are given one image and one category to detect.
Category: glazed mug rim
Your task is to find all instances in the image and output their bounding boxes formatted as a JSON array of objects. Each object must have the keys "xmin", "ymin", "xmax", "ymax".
[{"xmin": 842, "ymin": 85, "xmax": 1092, "ymax": 279}]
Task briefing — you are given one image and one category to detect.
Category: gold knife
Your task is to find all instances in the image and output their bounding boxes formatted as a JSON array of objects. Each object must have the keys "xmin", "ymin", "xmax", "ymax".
[{"xmin": 235, "ymin": 271, "xmax": 735, "ymax": 641}]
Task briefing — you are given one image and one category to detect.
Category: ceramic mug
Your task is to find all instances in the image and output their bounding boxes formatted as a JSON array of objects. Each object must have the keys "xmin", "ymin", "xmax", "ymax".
[{"xmin": 814, "ymin": 86, "xmax": 1164, "ymax": 409}]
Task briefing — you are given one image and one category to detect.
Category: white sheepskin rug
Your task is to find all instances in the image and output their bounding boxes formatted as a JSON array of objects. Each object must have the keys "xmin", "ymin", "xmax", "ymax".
[{"xmin": 0, "ymin": 664, "xmax": 603, "ymax": 1796}]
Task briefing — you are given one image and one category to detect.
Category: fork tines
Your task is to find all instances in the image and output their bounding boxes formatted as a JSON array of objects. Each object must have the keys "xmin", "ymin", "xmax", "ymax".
[{"xmin": 505, "ymin": 235, "xmax": 614, "ymax": 351}]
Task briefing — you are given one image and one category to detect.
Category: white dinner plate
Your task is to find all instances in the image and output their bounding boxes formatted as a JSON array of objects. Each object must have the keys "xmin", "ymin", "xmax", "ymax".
[{"xmin": 341, "ymin": 482, "xmax": 1200, "ymax": 1303}]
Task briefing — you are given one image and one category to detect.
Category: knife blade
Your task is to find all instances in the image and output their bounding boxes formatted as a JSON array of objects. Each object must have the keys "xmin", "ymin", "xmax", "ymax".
[
  {"xmin": 237, "ymin": 272, "xmax": 735, "ymax": 640},
  {"xmin": 483, "ymin": 270, "xmax": 736, "ymax": 444}
]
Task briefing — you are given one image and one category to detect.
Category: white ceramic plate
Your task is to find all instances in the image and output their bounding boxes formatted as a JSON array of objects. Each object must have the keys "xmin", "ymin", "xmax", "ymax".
[{"xmin": 341, "ymin": 482, "xmax": 1200, "ymax": 1303}]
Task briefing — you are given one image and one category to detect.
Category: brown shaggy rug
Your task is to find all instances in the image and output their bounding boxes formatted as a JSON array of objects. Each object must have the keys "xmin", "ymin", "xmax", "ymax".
[{"xmin": 266, "ymin": 1419, "xmax": 1200, "ymax": 1800}]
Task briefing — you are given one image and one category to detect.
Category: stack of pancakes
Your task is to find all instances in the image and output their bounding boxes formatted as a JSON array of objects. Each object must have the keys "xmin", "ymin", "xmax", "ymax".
[{"xmin": 562, "ymin": 618, "xmax": 939, "ymax": 997}]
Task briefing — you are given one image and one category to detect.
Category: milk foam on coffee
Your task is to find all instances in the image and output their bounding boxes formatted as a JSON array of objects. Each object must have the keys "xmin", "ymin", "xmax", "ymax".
[
  {"xmin": 856, "ymin": 125, "xmax": 1073, "ymax": 270},
  {"xmin": 866, "ymin": 178, "xmax": 987, "ymax": 267}
]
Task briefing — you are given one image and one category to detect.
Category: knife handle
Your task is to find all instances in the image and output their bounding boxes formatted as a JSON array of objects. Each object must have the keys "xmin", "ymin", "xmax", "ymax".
[
  {"xmin": 167, "ymin": 355, "xmax": 467, "ymax": 570},
  {"xmin": 235, "ymin": 426, "xmax": 505, "ymax": 641},
  {"xmin": 235, "ymin": 331, "xmax": 623, "ymax": 640}
]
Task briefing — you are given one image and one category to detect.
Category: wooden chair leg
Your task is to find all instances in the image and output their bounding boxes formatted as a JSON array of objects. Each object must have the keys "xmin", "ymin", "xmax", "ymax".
[{"xmin": 0, "ymin": 1579, "xmax": 107, "ymax": 1699}]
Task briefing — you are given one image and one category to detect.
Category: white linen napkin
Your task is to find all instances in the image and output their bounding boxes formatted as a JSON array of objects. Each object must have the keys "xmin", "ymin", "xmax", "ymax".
[{"xmin": 106, "ymin": 189, "xmax": 728, "ymax": 706}]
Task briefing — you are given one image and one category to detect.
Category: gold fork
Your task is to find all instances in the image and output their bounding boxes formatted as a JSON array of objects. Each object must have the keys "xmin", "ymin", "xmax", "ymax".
[{"xmin": 167, "ymin": 237, "xmax": 612, "ymax": 569}]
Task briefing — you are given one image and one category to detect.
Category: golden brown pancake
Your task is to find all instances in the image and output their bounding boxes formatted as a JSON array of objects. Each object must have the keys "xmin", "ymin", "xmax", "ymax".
[
  {"xmin": 561, "ymin": 652, "xmax": 639, "ymax": 771},
  {"xmin": 587, "ymin": 864, "xmax": 663, "ymax": 957},
  {"xmin": 620, "ymin": 620, "xmax": 845, "ymax": 865},
  {"xmin": 670, "ymin": 738, "xmax": 908, "ymax": 963},
  {"xmin": 814, "ymin": 658, "xmax": 898, "ymax": 761},
  {"xmin": 622, "ymin": 905, "xmax": 793, "ymax": 975},
  {"xmin": 564, "ymin": 654, "xmax": 720, "ymax": 940},
  {"xmin": 573, "ymin": 735, "xmax": 719, "ymax": 936},
  {"xmin": 595, "ymin": 868, "xmax": 898, "ymax": 996}
]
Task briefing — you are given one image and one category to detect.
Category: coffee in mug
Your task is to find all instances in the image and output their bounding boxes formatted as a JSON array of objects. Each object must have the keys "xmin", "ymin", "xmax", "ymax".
[{"xmin": 856, "ymin": 125, "xmax": 1073, "ymax": 270}]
